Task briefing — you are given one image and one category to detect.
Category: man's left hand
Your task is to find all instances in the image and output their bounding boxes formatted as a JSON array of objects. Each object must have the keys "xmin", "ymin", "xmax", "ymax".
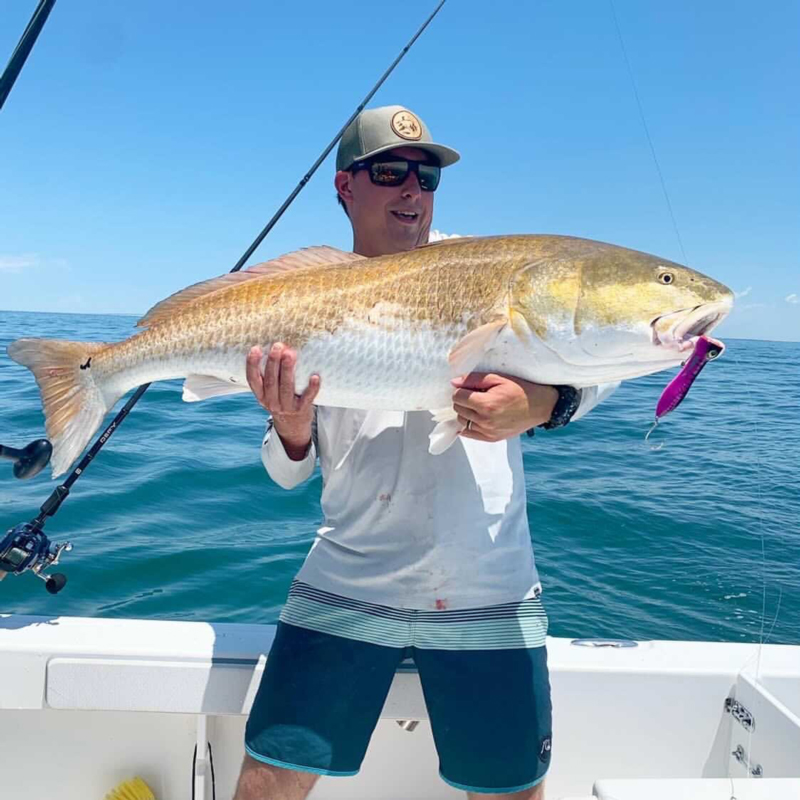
[{"xmin": 452, "ymin": 373, "xmax": 559, "ymax": 442}]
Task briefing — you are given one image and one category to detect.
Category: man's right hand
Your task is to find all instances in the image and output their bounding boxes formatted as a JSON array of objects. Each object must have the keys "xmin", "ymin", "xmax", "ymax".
[{"xmin": 246, "ymin": 343, "xmax": 320, "ymax": 461}]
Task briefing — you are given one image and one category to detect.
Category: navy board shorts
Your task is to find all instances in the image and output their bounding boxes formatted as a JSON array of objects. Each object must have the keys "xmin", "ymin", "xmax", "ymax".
[{"xmin": 245, "ymin": 581, "xmax": 553, "ymax": 794}]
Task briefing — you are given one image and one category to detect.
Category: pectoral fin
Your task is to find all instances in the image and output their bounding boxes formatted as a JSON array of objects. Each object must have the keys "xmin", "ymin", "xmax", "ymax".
[
  {"xmin": 428, "ymin": 406, "xmax": 462, "ymax": 455},
  {"xmin": 182, "ymin": 374, "xmax": 252, "ymax": 402},
  {"xmin": 447, "ymin": 318, "xmax": 507, "ymax": 377},
  {"xmin": 429, "ymin": 319, "xmax": 508, "ymax": 454}
]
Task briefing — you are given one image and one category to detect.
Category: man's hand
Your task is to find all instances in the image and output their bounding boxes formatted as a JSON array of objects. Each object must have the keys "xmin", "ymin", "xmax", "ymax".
[
  {"xmin": 452, "ymin": 373, "xmax": 559, "ymax": 442},
  {"xmin": 246, "ymin": 343, "xmax": 320, "ymax": 460}
]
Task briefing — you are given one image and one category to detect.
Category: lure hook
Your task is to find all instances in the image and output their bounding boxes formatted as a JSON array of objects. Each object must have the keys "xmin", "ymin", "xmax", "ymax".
[{"xmin": 644, "ymin": 419, "xmax": 665, "ymax": 451}]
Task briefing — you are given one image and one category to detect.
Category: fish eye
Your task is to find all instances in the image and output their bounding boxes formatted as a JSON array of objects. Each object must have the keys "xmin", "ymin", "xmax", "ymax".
[{"xmin": 658, "ymin": 271, "xmax": 675, "ymax": 285}]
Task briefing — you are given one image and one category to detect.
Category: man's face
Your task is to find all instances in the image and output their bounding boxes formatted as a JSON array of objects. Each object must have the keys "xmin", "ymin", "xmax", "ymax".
[{"xmin": 335, "ymin": 146, "xmax": 435, "ymax": 257}]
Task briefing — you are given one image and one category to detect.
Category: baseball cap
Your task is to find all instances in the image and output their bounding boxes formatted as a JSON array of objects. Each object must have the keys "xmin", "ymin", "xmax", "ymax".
[{"xmin": 335, "ymin": 105, "xmax": 460, "ymax": 172}]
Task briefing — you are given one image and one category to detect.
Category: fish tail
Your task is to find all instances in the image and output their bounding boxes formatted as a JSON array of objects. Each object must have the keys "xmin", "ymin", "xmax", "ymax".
[{"xmin": 7, "ymin": 338, "xmax": 118, "ymax": 477}]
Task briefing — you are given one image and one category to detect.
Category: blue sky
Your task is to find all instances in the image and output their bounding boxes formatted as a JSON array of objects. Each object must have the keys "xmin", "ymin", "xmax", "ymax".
[{"xmin": 1, "ymin": 0, "xmax": 798, "ymax": 341}]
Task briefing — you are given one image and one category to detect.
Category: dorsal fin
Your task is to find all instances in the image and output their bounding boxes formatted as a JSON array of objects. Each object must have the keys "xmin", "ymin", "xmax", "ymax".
[{"xmin": 136, "ymin": 246, "xmax": 365, "ymax": 328}]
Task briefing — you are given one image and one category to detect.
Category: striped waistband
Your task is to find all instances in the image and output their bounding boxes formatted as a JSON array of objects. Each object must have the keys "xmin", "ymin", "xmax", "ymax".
[{"xmin": 280, "ymin": 581, "xmax": 548, "ymax": 651}]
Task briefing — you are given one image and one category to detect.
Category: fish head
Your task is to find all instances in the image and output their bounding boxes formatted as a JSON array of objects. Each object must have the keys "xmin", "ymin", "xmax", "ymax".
[
  {"xmin": 578, "ymin": 246, "xmax": 734, "ymax": 359},
  {"xmin": 511, "ymin": 239, "xmax": 734, "ymax": 370}
]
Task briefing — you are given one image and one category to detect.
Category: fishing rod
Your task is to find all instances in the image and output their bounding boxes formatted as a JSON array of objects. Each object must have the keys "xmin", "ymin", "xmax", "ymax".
[
  {"xmin": 0, "ymin": 0, "xmax": 58, "ymax": 112},
  {"xmin": 0, "ymin": 0, "xmax": 448, "ymax": 592}
]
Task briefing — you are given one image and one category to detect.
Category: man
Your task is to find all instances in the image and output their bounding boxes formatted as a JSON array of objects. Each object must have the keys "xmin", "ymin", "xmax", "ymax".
[{"xmin": 234, "ymin": 106, "xmax": 616, "ymax": 800}]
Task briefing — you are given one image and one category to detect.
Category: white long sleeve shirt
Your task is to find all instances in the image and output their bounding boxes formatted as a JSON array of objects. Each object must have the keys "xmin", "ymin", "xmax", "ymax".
[{"xmin": 261, "ymin": 384, "xmax": 617, "ymax": 612}]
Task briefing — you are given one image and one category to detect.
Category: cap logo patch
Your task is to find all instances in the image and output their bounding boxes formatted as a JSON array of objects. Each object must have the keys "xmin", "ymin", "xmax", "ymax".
[{"xmin": 391, "ymin": 110, "xmax": 423, "ymax": 141}]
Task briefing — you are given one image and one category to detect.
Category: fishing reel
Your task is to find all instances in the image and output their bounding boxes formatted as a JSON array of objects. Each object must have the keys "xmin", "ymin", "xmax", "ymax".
[
  {"xmin": 0, "ymin": 438, "xmax": 70, "ymax": 592},
  {"xmin": 0, "ymin": 522, "xmax": 71, "ymax": 594}
]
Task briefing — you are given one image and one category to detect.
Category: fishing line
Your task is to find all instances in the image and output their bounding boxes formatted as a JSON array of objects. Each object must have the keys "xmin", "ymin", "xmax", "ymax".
[
  {"xmin": 608, "ymin": 0, "xmax": 689, "ymax": 266},
  {"xmin": 762, "ymin": 586, "xmax": 782, "ymax": 645},
  {"xmin": 730, "ymin": 346, "xmax": 775, "ymax": 783},
  {"xmin": 609, "ymin": 1, "xmax": 694, "ymax": 452}
]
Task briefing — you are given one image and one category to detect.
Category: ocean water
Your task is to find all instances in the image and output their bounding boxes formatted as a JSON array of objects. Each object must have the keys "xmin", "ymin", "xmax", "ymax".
[{"xmin": 0, "ymin": 310, "xmax": 798, "ymax": 645}]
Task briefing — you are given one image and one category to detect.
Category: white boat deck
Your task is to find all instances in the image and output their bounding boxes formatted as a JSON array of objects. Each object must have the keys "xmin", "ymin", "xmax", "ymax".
[{"xmin": 1, "ymin": 614, "xmax": 798, "ymax": 799}]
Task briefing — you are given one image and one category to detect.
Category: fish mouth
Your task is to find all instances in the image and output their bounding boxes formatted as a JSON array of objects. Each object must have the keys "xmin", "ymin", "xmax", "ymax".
[{"xmin": 651, "ymin": 301, "xmax": 731, "ymax": 352}]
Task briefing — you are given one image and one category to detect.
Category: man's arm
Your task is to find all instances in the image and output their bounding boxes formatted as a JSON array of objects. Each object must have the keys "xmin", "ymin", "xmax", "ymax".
[
  {"xmin": 246, "ymin": 344, "xmax": 320, "ymax": 489},
  {"xmin": 451, "ymin": 373, "xmax": 620, "ymax": 442},
  {"xmin": 260, "ymin": 413, "xmax": 318, "ymax": 489}
]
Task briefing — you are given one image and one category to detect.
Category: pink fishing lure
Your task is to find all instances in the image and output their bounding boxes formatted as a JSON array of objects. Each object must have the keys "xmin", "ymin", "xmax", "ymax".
[{"xmin": 655, "ymin": 335, "xmax": 725, "ymax": 420}]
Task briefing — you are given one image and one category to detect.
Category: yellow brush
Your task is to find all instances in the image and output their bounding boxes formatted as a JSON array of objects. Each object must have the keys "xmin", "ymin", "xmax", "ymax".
[{"xmin": 103, "ymin": 777, "xmax": 156, "ymax": 800}]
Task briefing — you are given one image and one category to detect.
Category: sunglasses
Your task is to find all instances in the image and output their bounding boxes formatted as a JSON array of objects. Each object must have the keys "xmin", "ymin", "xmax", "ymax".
[{"xmin": 351, "ymin": 157, "xmax": 441, "ymax": 192}]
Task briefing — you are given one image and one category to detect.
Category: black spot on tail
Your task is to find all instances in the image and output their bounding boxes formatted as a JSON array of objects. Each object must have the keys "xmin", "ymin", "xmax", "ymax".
[{"xmin": 80, "ymin": 357, "xmax": 92, "ymax": 370}]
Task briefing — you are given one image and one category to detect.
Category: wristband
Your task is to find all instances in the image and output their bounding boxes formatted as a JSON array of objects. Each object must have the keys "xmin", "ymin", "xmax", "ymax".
[
  {"xmin": 540, "ymin": 385, "xmax": 582, "ymax": 430},
  {"xmin": 526, "ymin": 385, "xmax": 583, "ymax": 435}
]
